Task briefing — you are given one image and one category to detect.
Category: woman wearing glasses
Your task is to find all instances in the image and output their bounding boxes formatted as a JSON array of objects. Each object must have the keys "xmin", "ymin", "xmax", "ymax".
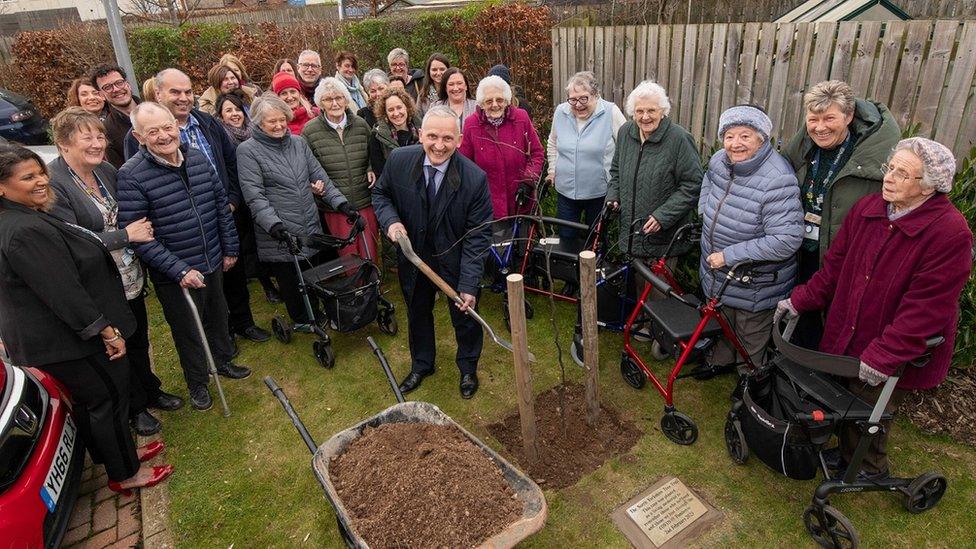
[
  {"xmin": 777, "ymin": 137, "xmax": 972, "ymax": 481},
  {"xmin": 546, "ymin": 71, "xmax": 626, "ymax": 243}
]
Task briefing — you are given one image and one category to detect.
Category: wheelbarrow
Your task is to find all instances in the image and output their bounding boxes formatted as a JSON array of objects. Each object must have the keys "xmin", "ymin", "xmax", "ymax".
[{"xmin": 265, "ymin": 337, "xmax": 548, "ymax": 548}]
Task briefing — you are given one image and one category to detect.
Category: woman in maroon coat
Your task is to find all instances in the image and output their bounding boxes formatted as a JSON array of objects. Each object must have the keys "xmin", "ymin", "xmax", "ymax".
[
  {"xmin": 459, "ymin": 75, "xmax": 544, "ymax": 219},
  {"xmin": 776, "ymin": 137, "xmax": 972, "ymax": 479}
]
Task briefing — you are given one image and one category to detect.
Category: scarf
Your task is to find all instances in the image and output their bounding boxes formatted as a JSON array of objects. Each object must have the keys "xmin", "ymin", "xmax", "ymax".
[
  {"xmin": 221, "ymin": 119, "xmax": 252, "ymax": 145},
  {"xmin": 486, "ymin": 106, "xmax": 508, "ymax": 128},
  {"xmin": 337, "ymin": 72, "xmax": 367, "ymax": 109}
]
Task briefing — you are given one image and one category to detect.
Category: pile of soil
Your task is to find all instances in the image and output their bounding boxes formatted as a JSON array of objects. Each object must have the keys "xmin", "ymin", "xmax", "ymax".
[
  {"xmin": 329, "ymin": 423, "xmax": 523, "ymax": 548},
  {"xmin": 900, "ymin": 367, "xmax": 976, "ymax": 446},
  {"xmin": 487, "ymin": 383, "xmax": 642, "ymax": 489}
]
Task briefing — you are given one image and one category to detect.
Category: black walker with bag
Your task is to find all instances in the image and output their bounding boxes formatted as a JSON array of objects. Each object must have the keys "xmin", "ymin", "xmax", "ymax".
[{"xmin": 725, "ymin": 318, "xmax": 948, "ymax": 549}]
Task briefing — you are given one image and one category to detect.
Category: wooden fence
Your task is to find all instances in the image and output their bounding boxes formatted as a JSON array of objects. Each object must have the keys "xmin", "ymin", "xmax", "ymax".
[{"xmin": 551, "ymin": 20, "xmax": 976, "ymax": 160}]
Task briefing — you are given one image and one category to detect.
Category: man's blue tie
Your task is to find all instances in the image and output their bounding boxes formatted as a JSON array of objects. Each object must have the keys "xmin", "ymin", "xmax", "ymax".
[{"xmin": 425, "ymin": 165, "xmax": 438, "ymax": 207}]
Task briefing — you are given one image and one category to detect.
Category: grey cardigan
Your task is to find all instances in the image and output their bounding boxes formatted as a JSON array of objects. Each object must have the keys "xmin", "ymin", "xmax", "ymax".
[
  {"xmin": 237, "ymin": 127, "xmax": 348, "ymax": 263},
  {"xmin": 47, "ymin": 157, "xmax": 130, "ymax": 251}
]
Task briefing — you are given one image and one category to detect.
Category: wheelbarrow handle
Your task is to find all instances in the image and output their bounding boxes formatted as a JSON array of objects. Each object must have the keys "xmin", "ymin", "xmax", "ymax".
[
  {"xmin": 367, "ymin": 337, "xmax": 405, "ymax": 404},
  {"xmin": 264, "ymin": 376, "xmax": 319, "ymax": 455}
]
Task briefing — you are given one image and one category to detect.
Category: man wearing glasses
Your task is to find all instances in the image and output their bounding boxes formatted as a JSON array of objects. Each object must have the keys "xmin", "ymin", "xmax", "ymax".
[
  {"xmin": 297, "ymin": 50, "xmax": 324, "ymax": 104},
  {"xmin": 90, "ymin": 63, "xmax": 140, "ymax": 168}
]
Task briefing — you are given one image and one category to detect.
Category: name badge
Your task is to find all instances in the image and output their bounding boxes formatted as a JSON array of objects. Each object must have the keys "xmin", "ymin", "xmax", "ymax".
[
  {"xmin": 121, "ymin": 248, "xmax": 136, "ymax": 266},
  {"xmin": 804, "ymin": 212, "xmax": 822, "ymax": 226}
]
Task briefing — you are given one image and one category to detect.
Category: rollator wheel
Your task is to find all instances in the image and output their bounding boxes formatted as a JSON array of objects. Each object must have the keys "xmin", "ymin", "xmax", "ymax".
[
  {"xmin": 271, "ymin": 315, "xmax": 292, "ymax": 344},
  {"xmin": 903, "ymin": 472, "xmax": 947, "ymax": 514},
  {"xmin": 570, "ymin": 336, "xmax": 585, "ymax": 368},
  {"xmin": 378, "ymin": 314, "xmax": 398, "ymax": 336},
  {"xmin": 724, "ymin": 417, "xmax": 749, "ymax": 464},
  {"xmin": 313, "ymin": 339, "xmax": 335, "ymax": 369},
  {"xmin": 524, "ymin": 299, "xmax": 534, "ymax": 319},
  {"xmin": 803, "ymin": 504, "xmax": 858, "ymax": 549},
  {"xmin": 649, "ymin": 340, "xmax": 669, "ymax": 361},
  {"xmin": 660, "ymin": 411, "xmax": 698, "ymax": 445},
  {"xmin": 620, "ymin": 356, "xmax": 646, "ymax": 389}
]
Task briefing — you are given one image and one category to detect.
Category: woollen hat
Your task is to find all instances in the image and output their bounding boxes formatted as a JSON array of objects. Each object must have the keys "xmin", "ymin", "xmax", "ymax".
[
  {"xmin": 898, "ymin": 137, "xmax": 956, "ymax": 193},
  {"xmin": 272, "ymin": 72, "xmax": 302, "ymax": 95},
  {"xmin": 718, "ymin": 105, "xmax": 773, "ymax": 141}
]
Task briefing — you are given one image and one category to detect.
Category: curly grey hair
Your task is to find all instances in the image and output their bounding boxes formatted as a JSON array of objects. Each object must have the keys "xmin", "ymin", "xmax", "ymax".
[
  {"xmin": 565, "ymin": 71, "xmax": 600, "ymax": 97},
  {"xmin": 314, "ymin": 77, "xmax": 354, "ymax": 110},
  {"xmin": 624, "ymin": 80, "xmax": 671, "ymax": 117},
  {"xmin": 475, "ymin": 75, "xmax": 512, "ymax": 105},
  {"xmin": 250, "ymin": 92, "xmax": 294, "ymax": 126},
  {"xmin": 387, "ymin": 48, "xmax": 409, "ymax": 67},
  {"xmin": 363, "ymin": 69, "xmax": 390, "ymax": 90}
]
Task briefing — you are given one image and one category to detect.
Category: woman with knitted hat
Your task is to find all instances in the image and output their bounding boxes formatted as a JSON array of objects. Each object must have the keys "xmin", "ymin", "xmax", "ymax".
[
  {"xmin": 776, "ymin": 137, "xmax": 972, "ymax": 480},
  {"xmin": 273, "ymin": 71, "xmax": 319, "ymax": 135},
  {"xmin": 695, "ymin": 104, "xmax": 803, "ymax": 379}
]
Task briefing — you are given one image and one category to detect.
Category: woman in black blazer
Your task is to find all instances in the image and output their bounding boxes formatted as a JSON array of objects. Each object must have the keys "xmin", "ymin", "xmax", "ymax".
[
  {"xmin": 47, "ymin": 107, "xmax": 184, "ymax": 436},
  {"xmin": 0, "ymin": 143, "xmax": 173, "ymax": 494}
]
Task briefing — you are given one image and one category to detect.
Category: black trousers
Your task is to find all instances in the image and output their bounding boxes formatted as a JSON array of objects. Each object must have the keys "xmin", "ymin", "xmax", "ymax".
[
  {"xmin": 269, "ymin": 253, "xmax": 325, "ymax": 324},
  {"xmin": 840, "ymin": 381, "xmax": 908, "ymax": 474},
  {"xmin": 224, "ymin": 208, "xmax": 257, "ymax": 333},
  {"xmin": 39, "ymin": 352, "xmax": 139, "ymax": 482},
  {"xmin": 794, "ymin": 247, "xmax": 824, "ymax": 349},
  {"xmin": 403, "ymin": 271, "xmax": 483, "ymax": 376},
  {"xmin": 154, "ymin": 271, "xmax": 235, "ymax": 389},
  {"xmin": 126, "ymin": 292, "xmax": 162, "ymax": 417}
]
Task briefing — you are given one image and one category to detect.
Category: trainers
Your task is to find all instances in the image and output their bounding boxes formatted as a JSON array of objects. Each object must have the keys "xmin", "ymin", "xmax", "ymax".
[
  {"xmin": 216, "ymin": 362, "xmax": 251, "ymax": 379},
  {"xmin": 189, "ymin": 385, "xmax": 213, "ymax": 411}
]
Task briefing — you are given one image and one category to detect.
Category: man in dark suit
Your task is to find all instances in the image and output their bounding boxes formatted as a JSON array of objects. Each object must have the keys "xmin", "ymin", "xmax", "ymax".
[{"xmin": 372, "ymin": 105, "xmax": 493, "ymax": 399}]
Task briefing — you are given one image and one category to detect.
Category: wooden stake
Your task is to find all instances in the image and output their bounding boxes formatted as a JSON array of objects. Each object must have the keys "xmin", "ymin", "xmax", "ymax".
[
  {"xmin": 579, "ymin": 251, "xmax": 601, "ymax": 426},
  {"xmin": 506, "ymin": 274, "xmax": 538, "ymax": 463}
]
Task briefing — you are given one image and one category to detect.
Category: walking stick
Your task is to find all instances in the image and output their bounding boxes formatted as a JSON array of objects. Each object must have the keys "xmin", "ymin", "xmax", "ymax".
[{"xmin": 181, "ymin": 287, "xmax": 231, "ymax": 417}]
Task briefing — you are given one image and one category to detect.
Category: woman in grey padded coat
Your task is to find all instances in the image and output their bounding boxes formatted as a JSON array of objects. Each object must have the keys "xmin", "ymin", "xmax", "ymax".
[
  {"xmin": 237, "ymin": 93, "xmax": 349, "ymax": 325},
  {"xmin": 696, "ymin": 105, "xmax": 803, "ymax": 378}
]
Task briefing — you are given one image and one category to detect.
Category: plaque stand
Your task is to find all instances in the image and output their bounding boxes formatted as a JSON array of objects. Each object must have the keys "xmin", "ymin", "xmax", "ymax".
[{"xmin": 611, "ymin": 476, "xmax": 723, "ymax": 548}]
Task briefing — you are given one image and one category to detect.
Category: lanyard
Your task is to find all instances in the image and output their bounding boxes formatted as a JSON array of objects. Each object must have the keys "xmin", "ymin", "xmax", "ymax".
[
  {"xmin": 67, "ymin": 166, "xmax": 116, "ymax": 213},
  {"xmin": 809, "ymin": 131, "xmax": 852, "ymax": 190}
]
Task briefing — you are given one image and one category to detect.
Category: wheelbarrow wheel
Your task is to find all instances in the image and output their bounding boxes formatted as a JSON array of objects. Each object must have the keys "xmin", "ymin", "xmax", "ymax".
[
  {"xmin": 661, "ymin": 411, "xmax": 698, "ymax": 445},
  {"xmin": 313, "ymin": 339, "xmax": 335, "ymax": 369},
  {"xmin": 271, "ymin": 315, "xmax": 292, "ymax": 344},
  {"xmin": 724, "ymin": 417, "xmax": 748, "ymax": 464},
  {"xmin": 649, "ymin": 340, "xmax": 669, "ymax": 361},
  {"xmin": 620, "ymin": 356, "xmax": 646, "ymax": 389},
  {"xmin": 903, "ymin": 472, "xmax": 947, "ymax": 514},
  {"xmin": 803, "ymin": 504, "xmax": 858, "ymax": 549},
  {"xmin": 378, "ymin": 313, "xmax": 398, "ymax": 336}
]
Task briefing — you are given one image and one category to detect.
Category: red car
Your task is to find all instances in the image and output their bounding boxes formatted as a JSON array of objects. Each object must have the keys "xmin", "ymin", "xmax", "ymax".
[{"xmin": 0, "ymin": 359, "xmax": 84, "ymax": 548}]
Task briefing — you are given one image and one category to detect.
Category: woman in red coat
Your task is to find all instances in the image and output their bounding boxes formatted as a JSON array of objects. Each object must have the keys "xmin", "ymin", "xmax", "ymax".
[
  {"xmin": 272, "ymin": 71, "xmax": 319, "ymax": 135},
  {"xmin": 459, "ymin": 75, "xmax": 544, "ymax": 219},
  {"xmin": 776, "ymin": 137, "xmax": 972, "ymax": 479}
]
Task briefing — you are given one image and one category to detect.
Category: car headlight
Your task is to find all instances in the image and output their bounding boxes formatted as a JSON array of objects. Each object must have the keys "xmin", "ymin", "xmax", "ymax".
[{"xmin": 10, "ymin": 109, "xmax": 35, "ymax": 123}]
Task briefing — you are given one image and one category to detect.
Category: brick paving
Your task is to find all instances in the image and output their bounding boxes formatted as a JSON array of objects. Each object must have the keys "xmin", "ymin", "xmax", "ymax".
[{"xmin": 61, "ymin": 456, "xmax": 141, "ymax": 549}]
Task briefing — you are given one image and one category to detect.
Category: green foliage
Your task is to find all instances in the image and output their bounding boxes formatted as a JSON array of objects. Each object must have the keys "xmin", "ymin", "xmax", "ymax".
[
  {"xmin": 948, "ymin": 147, "xmax": 976, "ymax": 368},
  {"xmin": 129, "ymin": 26, "xmax": 184, "ymax": 81},
  {"xmin": 333, "ymin": 10, "xmax": 462, "ymax": 71}
]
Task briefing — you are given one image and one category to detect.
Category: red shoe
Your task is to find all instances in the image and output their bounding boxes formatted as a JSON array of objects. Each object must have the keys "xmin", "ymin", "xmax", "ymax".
[
  {"xmin": 138, "ymin": 440, "xmax": 165, "ymax": 462},
  {"xmin": 108, "ymin": 464, "xmax": 175, "ymax": 496}
]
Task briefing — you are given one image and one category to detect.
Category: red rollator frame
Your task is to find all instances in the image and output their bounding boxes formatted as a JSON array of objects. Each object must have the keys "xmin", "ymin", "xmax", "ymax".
[{"xmin": 620, "ymin": 259, "xmax": 762, "ymax": 445}]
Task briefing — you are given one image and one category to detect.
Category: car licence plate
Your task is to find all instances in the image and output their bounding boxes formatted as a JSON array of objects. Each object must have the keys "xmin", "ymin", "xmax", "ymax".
[{"xmin": 39, "ymin": 415, "xmax": 76, "ymax": 513}]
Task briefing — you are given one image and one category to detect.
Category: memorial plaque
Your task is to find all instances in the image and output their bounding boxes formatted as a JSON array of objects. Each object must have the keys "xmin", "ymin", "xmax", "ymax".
[{"xmin": 611, "ymin": 477, "xmax": 722, "ymax": 548}]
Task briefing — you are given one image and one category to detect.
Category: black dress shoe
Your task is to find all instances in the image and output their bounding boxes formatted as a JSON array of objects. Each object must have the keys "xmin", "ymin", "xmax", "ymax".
[
  {"xmin": 189, "ymin": 385, "xmax": 212, "ymax": 411},
  {"xmin": 236, "ymin": 325, "xmax": 271, "ymax": 343},
  {"xmin": 821, "ymin": 447, "xmax": 847, "ymax": 472},
  {"xmin": 460, "ymin": 373, "xmax": 479, "ymax": 399},
  {"xmin": 217, "ymin": 362, "xmax": 252, "ymax": 379},
  {"xmin": 265, "ymin": 288, "xmax": 282, "ymax": 304},
  {"xmin": 131, "ymin": 411, "xmax": 162, "ymax": 436},
  {"xmin": 689, "ymin": 362, "xmax": 736, "ymax": 380},
  {"xmin": 230, "ymin": 337, "xmax": 240, "ymax": 359},
  {"xmin": 148, "ymin": 391, "xmax": 184, "ymax": 411},
  {"xmin": 398, "ymin": 371, "xmax": 430, "ymax": 394}
]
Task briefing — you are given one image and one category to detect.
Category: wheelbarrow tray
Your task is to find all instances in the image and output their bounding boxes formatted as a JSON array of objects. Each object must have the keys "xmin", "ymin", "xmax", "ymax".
[{"xmin": 311, "ymin": 401, "xmax": 548, "ymax": 548}]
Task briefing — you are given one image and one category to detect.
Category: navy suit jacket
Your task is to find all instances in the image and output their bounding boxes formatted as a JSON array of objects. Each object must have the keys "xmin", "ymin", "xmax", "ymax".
[{"xmin": 372, "ymin": 145, "xmax": 492, "ymax": 297}]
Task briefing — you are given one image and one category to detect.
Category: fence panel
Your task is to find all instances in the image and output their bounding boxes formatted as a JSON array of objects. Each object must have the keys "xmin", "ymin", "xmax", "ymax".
[{"xmin": 551, "ymin": 20, "xmax": 976, "ymax": 163}]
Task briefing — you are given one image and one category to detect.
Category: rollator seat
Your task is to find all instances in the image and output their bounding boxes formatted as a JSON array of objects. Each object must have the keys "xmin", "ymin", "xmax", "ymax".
[
  {"xmin": 530, "ymin": 237, "xmax": 585, "ymax": 261},
  {"xmin": 644, "ymin": 295, "xmax": 723, "ymax": 341},
  {"xmin": 772, "ymin": 354, "xmax": 890, "ymax": 421}
]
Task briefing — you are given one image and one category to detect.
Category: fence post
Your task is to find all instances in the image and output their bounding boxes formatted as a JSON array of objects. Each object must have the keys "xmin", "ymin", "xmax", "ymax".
[
  {"xmin": 506, "ymin": 274, "xmax": 539, "ymax": 463},
  {"xmin": 579, "ymin": 251, "xmax": 600, "ymax": 426}
]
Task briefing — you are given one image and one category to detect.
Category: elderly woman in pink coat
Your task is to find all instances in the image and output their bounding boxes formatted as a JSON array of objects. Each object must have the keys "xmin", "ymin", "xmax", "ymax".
[{"xmin": 459, "ymin": 75, "xmax": 544, "ymax": 219}]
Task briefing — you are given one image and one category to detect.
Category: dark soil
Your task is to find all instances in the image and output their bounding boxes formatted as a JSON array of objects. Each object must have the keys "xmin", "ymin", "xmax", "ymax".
[
  {"xmin": 329, "ymin": 423, "xmax": 523, "ymax": 548},
  {"xmin": 900, "ymin": 367, "xmax": 976, "ymax": 446},
  {"xmin": 487, "ymin": 383, "xmax": 642, "ymax": 489}
]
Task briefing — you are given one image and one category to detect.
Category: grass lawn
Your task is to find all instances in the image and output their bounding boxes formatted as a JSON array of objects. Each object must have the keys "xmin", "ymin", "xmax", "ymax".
[{"xmin": 147, "ymin": 278, "xmax": 976, "ymax": 547}]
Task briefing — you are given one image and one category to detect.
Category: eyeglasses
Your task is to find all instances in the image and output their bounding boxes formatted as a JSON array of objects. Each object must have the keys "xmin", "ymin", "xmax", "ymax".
[
  {"xmin": 567, "ymin": 95, "xmax": 591, "ymax": 106},
  {"xmin": 880, "ymin": 163, "xmax": 923, "ymax": 184},
  {"xmin": 99, "ymin": 79, "xmax": 128, "ymax": 93},
  {"xmin": 390, "ymin": 61, "xmax": 407, "ymax": 69},
  {"xmin": 298, "ymin": 62, "xmax": 321, "ymax": 69},
  {"xmin": 320, "ymin": 96, "xmax": 345, "ymax": 105}
]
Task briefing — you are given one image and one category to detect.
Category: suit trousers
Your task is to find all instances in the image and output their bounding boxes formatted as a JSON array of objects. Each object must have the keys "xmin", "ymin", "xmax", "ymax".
[
  {"xmin": 39, "ymin": 352, "xmax": 139, "ymax": 482},
  {"xmin": 224, "ymin": 208, "xmax": 257, "ymax": 333},
  {"xmin": 154, "ymin": 271, "xmax": 235, "ymax": 389},
  {"xmin": 125, "ymin": 292, "xmax": 162, "ymax": 416},
  {"xmin": 405, "ymin": 272, "xmax": 483, "ymax": 376}
]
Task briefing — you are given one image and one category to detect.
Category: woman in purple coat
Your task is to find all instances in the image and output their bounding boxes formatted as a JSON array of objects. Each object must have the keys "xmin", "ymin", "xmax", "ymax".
[
  {"xmin": 776, "ymin": 137, "xmax": 972, "ymax": 480},
  {"xmin": 459, "ymin": 75, "xmax": 544, "ymax": 219}
]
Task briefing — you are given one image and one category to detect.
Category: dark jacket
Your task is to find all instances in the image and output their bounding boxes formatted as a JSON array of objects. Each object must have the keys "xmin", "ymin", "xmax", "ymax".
[
  {"xmin": 47, "ymin": 158, "xmax": 129, "ymax": 251},
  {"xmin": 103, "ymin": 98, "xmax": 139, "ymax": 169},
  {"xmin": 781, "ymin": 99, "xmax": 900, "ymax": 260},
  {"xmin": 606, "ymin": 118, "xmax": 702, "ymax": 258},
  {"xmin": 124, "ymin": 109, "xmax": 243, "ymax": 208},
  {"xmin": 368, "ymin": 117, "xmax": 421, "ymax": 178},
  {"xmin": 0, "ymin": 199, "xmax": 135, "ymax": 365},
  {"xmin": 302, "ymin": 109, "xmax": 373, "ymax": 211},
  {"xmin": 790, "ymin": 194, "xmax": 972, "ymax": 390},
  {"xmin": 116, "ymin": 145, "xmax": 239, "ymax": 284},
  {"xmin": 372, "ymin": 145, "xmax": 492, "ymax": 297}
]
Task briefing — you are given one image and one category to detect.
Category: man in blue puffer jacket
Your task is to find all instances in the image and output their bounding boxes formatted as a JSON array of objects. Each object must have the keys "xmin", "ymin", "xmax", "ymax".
[{"xmin": 118, "ymin": 102, "xmax": 251, "ymax": 412}]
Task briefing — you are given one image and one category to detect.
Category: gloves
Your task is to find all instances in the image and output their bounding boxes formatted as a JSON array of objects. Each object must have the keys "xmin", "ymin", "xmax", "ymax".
[
  {"xmin": 773, "ymin": 298, "xmax": 798, "ymax": 324},
  {"xmin": 858, "ymin": 361, "xmax": 889, "ymax": 386},
  {"xmin": 337, "ymin": 202, "xmax": 359, "ymax": 222},
  {"xmin": 269, "ymin": 223, "xmax": 291, "ymax": 243}
]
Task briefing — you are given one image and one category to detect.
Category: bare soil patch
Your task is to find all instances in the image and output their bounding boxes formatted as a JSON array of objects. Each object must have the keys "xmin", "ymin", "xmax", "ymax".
[{"xmin": 901, "ymin": 368, "xmax": 976, "ymax": 446}]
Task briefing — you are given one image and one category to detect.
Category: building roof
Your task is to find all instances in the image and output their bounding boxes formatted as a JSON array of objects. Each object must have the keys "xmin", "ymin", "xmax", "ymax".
[{"xmin": 775, "ymin": 0, "xmax": 910, "ymax": 22}]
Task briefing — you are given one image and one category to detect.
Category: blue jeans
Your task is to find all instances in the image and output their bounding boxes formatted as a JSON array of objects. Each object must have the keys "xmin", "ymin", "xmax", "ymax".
[{"xmin": 556, "ymin": 193, "xmax": 605, "ymax": 250}]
